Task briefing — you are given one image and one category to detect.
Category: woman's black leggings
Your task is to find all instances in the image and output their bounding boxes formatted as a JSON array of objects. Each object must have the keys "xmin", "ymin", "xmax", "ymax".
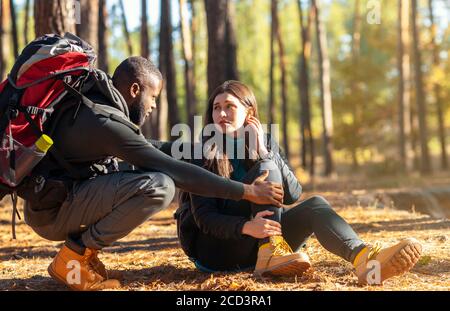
[{"xmin": 244, "ymin": 159, "xmax": 366, "ymax": 263}]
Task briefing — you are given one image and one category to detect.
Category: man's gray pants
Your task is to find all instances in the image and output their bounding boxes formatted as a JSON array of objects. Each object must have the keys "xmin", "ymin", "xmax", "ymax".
[{"xmin": 32, "ymin": 172, "xmax": 176, "ymax": 249}]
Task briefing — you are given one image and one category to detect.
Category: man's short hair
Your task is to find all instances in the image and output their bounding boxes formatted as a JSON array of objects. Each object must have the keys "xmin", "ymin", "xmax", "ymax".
[{"xmin": 112, "ymin": 56, "xmax": 162, "ymax": 87}]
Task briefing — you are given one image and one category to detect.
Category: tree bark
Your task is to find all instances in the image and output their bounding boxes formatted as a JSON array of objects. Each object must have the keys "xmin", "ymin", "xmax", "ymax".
[
  {"xmin": 312, "ymin": 0, "xmax": 334, "ymax": 176},
  {"xmin": 97, "ymin": 0, "xmax": 109, "ymax": 73},
  {"xmin": 428, "ymin": 0, "xmax": 447, "ymax": 169},
  {"xmin": 23, "ymin": 0, "xmax": 30, "ymax": 45},
  {"xmin": 268, "ymin": 0, "xmax": 277, "ymax": 129},
  {"xmin": 411, "ymin": 0, "xmax": 431, "ymax": 174},
  {"xmin": 118, "ymin": 0, "xmax": 133, "ymax": 56},
  {"xmin": 76, "ymin": 0, "xmax": 98, "ymax": 52},
  {"xmin": 397, "ymin": 0, "xmax": 413, "ymax": 172},
  {"xmin": 204, "ymin": 0, "xmax": 238, "ymax": 97},
  {"xmin": 275, "ymin": 1, "xmax": 289, "ymax": 159},
  {"xmin": 34, "ymin": 0, "xmax": 77, "ymax": 37},
  {"xmin": 140, "ymin": 0, "xmax": 152, "ymax": 138},
  {"xmin": 141, "ymin": 0, "xmax": 149, "ymax": 59},
  {"xmin": 349, "ymin": 0, "xmax": 361, "ymax": 169},
  {"xmin": 225, "ymin": 1, "xmax": 239, "ymax": 81},
  {"xmin": 298, "ymin": 0, "xmax": 314, "ymax": 176},
  {"xmin": 160, "ymin": 0, "xmax": 179, "ymax": 139},
  {"xmin": 9, "ymin": 0, "xmax": 18, "ymax": 59},
  {"xmin": 0, "ymin": 0, "xmax": 8, "ymax": 80},
  {"xmin": 179, "ymin": 0, "xmax": 197, "ymax": 133}
]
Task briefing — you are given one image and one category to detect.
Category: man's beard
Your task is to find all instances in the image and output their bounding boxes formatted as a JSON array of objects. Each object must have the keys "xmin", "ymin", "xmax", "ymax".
[{"xmin": 129, "ymin": 98, "xmax": 147, "ymax": 127}]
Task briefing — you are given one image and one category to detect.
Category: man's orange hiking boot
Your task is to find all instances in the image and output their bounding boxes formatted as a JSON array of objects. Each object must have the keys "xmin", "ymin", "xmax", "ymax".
[
  {"xmin": 254, "ymin": 236, "xmax": 311, "ymax": 277},
  {"xmin": 354, "ymin": 238, "xmax": 422, "ymax": 285},
  {"xmin": 48, "ymin": 244, "xmax": 121, "ymax": 291},
  {"xmin": 90, "ymin": 250, "xmax": 124, "ymax": 281}
]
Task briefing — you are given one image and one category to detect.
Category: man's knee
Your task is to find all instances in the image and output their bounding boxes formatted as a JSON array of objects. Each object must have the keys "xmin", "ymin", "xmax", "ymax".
[{"xmin": 146, "ymin": 172, "xmax": 176, "ymax": 207}]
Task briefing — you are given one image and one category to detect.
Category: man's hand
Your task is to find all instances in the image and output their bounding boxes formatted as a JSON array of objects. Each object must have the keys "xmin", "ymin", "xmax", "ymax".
[
  {"xmin": 242, "ymin": 211, "xmax": 282, "ymax": 239},
  {"xmin": 242, "ymin": 170, "xmax": 284, "ymax": 207}
]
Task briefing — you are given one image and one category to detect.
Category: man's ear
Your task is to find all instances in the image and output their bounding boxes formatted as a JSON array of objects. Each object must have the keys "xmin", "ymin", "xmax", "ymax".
[{"xmin": 130, "ymin": 83, "xmax": 141, "ymax": 98}]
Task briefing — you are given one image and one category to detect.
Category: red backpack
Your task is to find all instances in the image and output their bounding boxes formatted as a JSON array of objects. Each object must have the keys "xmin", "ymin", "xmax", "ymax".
[{"xmin": 0, "ymin": 33, "xmax": 97, "ymax": 237}]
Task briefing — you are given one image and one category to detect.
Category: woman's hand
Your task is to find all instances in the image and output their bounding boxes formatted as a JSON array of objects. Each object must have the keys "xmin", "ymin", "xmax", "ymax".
[
  {"xmin": 246, "ymin": 116, "xmax": 269, "ymax": 158},
  {"xmin": 242, "ymin": 210, "xmax": 282, "ymax": 239}
]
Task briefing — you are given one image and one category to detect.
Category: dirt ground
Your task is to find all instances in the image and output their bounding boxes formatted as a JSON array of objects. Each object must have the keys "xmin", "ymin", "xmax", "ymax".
[{"xmin": 0, "ymin": 197, "xmax": 449, "ymax": 291}]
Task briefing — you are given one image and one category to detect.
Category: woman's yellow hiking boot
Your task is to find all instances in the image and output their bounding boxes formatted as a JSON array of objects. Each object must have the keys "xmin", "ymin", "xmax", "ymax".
[{"xmin": 254, "ymin": 236, "xmax": 311, "ymax": 277}]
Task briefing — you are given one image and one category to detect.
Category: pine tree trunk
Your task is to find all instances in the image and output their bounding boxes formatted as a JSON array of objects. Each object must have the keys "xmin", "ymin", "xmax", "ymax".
[
  {"xmin": 179, "ymin": 0, "xmax": 197, "ymax": 133},
  {"xmin": 160, "ymin": 0, "xmax": 179, "ymax": 139},
  {"xmin": 141, "ymin": 0, "xmax": 149, "ymax": 59},
  {"xmin": 411, "ymin": 0, "xmax": 431, "ymax": 174},
  {"xmin": 428, "ymin": 0, "xmax": 447, "ymax": 169},
  {"xmin": 225, "ymin": 1, "xmax": 239, "ymax": 81},
  {"xmin": 275, "ymin": 1, "xmax": 289, "ymax": 159},
  {"xmin": 350, "ymin": 0, "xmax": 361, "ymax": 169},
  {"xmin": 397, "ymin": 0, "xmax": 413, "ymax": 172},
  {"xmin": 204, "ymin": 0, "xmax": 227, "ymax": 96},
  {"xmin": 34, "ymin": 0, "xmax": 77, "ymax": 37},
  {"xmin": 98, "ymin": 0, "xmax": 109, "ymax": 73},
  {"xmin": 268, "ymin": 0, "xmax": 277, "ymax": 129},
  {"xmin": 0, "ymin": 0, "xmax": 5, "ymax": 79},
  {"xmin": 23, "ymin": 0, "xmax": 30, "ymax": 45},
  {"xmin": 119, "ymin": 0, "xmax": 133, "ymax": 56},
  {"xmin": 9, "ymin": 0, "xmax": 18, "ymax": 59},
  {"xmin": 298, "ymin": 0, "xmax": 314, "ymax": 176},
  {"xmin": 312, "ymin": 0, "xmax": 334, "ymax": 176},
  {"xmin": 76, "ymin": 0, "xmax": 98, "ymax": 52},
  {"xmin": 140, "ymin": 0, "xmax": 152, "ymax": 138}
]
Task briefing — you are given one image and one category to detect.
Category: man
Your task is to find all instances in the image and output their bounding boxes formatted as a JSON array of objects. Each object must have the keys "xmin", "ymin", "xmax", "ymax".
[{"xmin": 25, "ymin": 57, "xmax": 284, "ymax": 290}]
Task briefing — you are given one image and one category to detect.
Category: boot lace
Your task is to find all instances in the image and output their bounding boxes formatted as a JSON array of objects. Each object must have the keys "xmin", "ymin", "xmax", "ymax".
[
  {"xmin": 367, "ymin": 242, "xmax": 382, "ymax": 261},
  {"xmin": 271, "ymin": 237, "xmax": 294, "ymax": 256}
]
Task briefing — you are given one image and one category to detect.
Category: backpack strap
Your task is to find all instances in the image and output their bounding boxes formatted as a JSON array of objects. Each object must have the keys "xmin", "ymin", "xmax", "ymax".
[{"xmin": 63, "ymin": 81, "xmax": 141, "ymax": 135}]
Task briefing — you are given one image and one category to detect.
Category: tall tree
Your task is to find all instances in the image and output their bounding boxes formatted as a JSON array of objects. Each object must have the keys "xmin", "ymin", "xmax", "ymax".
[
  {"xmin": 298, "ymin": 0, "xmax": 315, "ymax": 176},
  {"xmin": 76, "ymin": 0, "xmax": 98, "ymax": 52},
  {"xmin": 428, "ymin": 0, "xmax": 447, "ymax": 169},
  {"xmin": 98, "ymin": 0, "xmax": 109, "ymax": 73},
  {"xmin": 225, "ymin": 1, "xmax": 239, "ymax": 81},
  {"xmin": 312, "ymin": 0, "xmax": 334, "ymax": 176},
  {"xmin": 411, "ymin": 0, "xmax": 431, "ymax": 174},
  {"xmin": 140, "ymin": 0, "xmax": 152, "ymax": 138},
  {"xmin": 23, "ymin": 0, "xmax": 30, "ymax": 45},
  {"xmin": 118, "ymin": 0, "xmax": 133, "ymax": 56},
  {"xmin": 397, "ymin": 0, "xmax": 413, "ymax": 172},
  {"xmin": 141, "ymin": 0, "xmax": 149, "ymax": 59},
  {"xmin": 204, "ymin": 0, "xmax": 238, "ymax": 96},
  {"xmin": 179, "ymin": 0, "xmax": 197, "ymax": 132},
  {"xmin": 349, "ymin": 0, "xmax": 361, "ymax": 169},
  {"xmin": 268, "ymin": 0, "xmax": 277, "ymax": 129},
  {"xmin": 34, "ymin": 0, "xmax": 76, "ymax": 37},
  {"xmin": 160, "ymin": 0, "xmax": 179, "ymax": 139},
  {"xmin": 274, "ymin": 1, "xmax": 290, "ymax": 159},
  {"xmin": 0, "ymin": 0, "xmax": 9, "ymax": 79},
  {"xmin": 9, "ymin": 0, "xmax": 18, "ymax": 59}
]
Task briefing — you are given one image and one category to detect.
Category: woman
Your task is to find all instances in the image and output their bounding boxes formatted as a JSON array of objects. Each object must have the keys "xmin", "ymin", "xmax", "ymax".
[{"xmin": 176, "ymin": 80, "xmax": 422, "ymax": 284}]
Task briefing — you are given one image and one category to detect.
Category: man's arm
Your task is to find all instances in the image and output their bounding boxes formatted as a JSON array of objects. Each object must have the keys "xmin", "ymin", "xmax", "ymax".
[{"xmin": 101, "ymin": 119, "xmax": 283, "ymax": 204}]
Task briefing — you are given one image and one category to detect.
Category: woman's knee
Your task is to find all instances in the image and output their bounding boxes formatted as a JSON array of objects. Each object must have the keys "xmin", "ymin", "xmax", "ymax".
[
  {"xmin": 305, "ymin": 195, "xmax": 331, "ymax": 209},
  {"xmin": 249, "ymin": 159, "xmax": 282, "ymax": 183}
]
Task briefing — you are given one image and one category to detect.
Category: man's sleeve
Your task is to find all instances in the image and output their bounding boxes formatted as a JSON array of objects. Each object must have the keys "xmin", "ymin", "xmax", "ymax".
[{"xmin": 100, "ymin": 119, "xmax": 244, "ymax": 201}]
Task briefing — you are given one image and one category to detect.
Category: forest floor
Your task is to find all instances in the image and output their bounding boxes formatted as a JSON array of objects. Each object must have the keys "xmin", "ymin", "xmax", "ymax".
[{"xmin": 0, "ymin": 193, "xmax": 448, "ymax": 291}]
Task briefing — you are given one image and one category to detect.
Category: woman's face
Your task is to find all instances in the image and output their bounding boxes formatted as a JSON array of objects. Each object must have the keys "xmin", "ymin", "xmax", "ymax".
[{"xmin": 212, "ymin": 92, "xmax": 249, "ymax": 136}]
